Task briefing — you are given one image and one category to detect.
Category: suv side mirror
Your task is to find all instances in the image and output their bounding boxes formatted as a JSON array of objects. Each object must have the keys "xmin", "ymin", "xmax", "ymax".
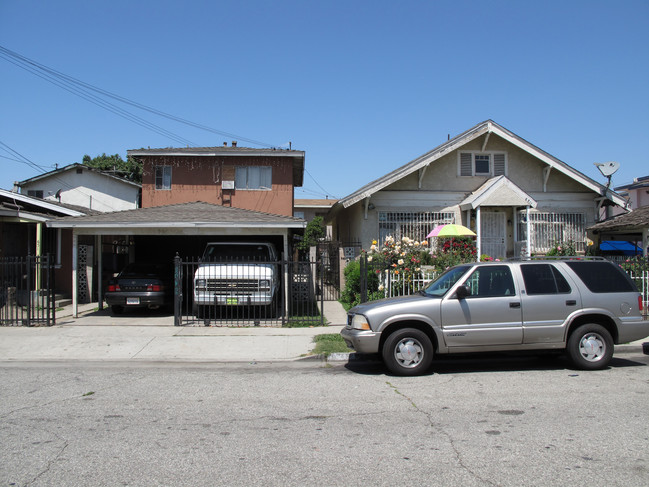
[{"xmin": 455, "ymin": 285, "xmax": 470, "ymax": 299}]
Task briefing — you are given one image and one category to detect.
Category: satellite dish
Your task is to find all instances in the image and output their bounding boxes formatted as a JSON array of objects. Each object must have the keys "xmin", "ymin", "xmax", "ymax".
[{"xmin": 594, "ymin": 161, "xmax": 620, "ymax": 177}]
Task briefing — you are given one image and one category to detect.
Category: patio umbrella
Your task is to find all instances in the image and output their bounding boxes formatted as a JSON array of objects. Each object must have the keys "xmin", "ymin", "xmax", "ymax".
[{"xmin": 426, "ymin": 223, "xmax": 476, "ymax": 238}]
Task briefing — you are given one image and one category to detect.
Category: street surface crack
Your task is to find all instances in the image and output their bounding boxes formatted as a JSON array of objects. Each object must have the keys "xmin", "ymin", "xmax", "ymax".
[{"xmin": 385, "ymin": 381, "xmax": 497, "ymax": 486}]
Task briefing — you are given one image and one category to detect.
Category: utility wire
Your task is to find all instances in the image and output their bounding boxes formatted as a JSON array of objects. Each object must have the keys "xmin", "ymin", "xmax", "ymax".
[{"xmin": 0, "ymin": 45, "xmax": 274, "ymax": 148}]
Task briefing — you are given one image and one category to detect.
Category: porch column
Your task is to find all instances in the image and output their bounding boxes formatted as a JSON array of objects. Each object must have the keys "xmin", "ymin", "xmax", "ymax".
[
  {"xmin": 476, "ymin": 207, "xmax": 481, "ymax": 261},
  {"xmin": 512, "ymin": 206, "xmax": 518, "ymax": 249},
  {"xmin": 643, "ymin": 227, "xmax": 648, "ymax": 258},
  {"xmin": 526, "ymin": 207, "xmax": 531, "ymax": 257},
  {"xmin": 72, "ymin": 231, "xmax": 78, "ymax": 318}
]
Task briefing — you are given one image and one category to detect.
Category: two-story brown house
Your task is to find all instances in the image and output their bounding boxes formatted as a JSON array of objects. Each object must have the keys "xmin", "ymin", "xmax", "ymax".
[{"xmin": 128, "ymin": 143, "xmax": 304, "ymax": 215}]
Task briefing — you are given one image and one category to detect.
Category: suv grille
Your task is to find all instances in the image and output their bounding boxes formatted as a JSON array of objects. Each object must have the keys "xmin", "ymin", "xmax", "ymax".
[{"xmin": 206, "ymin": 279, "xmax": 262, "ymax": 293}]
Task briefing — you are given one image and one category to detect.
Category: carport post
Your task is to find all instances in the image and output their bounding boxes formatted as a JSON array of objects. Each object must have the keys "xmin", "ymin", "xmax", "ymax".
[
  {"xmin": 96, "ymin": 235, "xmax": 103, "ymax": 310},
  {"xmin": 72, "ymin": 231, "xmax": 78, "ymax": 318}
]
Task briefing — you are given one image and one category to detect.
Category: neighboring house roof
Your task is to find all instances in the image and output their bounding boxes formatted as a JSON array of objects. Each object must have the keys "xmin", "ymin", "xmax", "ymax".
[
  {"xmin": 459, "ymin": 176, "xmax": 538, "ymax": 211},
  {"xmin": 0, "ymin": 187, "xmax": 87, "ymax": 221},
  {"xmin": 615, "ymin": 175, "xmax": 649, "ymax": 192},
  {"xmin": 294, "ymin": 199, "xmax": 338, "ymax": 209},
  {"xmin": 46, "ymin": 201, "xmax": 306, "ymax": 230},
  {"xmin": 587, "ymin": 205, "xmax": 649, "ymax": 233},
  {"xmin": 335, "ymin": 120, "xmax": 626, "ymax": 209},
  {"xmin": 17, "ymin": 163, "xmax": 140, "ymax": 188},
  {"xmin": 128, "ymin": 146, "xmax": 306, "ymax": 187}
]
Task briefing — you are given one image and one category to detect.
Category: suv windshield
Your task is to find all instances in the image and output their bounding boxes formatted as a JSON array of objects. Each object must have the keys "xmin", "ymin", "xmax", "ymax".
[{"xmin": 422, "ymin": 265, "xmax": 471, "ymax": 297}]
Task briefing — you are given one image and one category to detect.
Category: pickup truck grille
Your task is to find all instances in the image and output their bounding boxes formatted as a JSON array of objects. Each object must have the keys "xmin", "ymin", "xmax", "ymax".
[{"xmin": 206, "ymin": 279, "xmax": 262, "ymax": 293}]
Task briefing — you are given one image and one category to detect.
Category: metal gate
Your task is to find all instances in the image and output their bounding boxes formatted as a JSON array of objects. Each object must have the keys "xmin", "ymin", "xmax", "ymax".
[
  {"xmin": 0, "ymin": 255, "xmax": 56, "ymax": 326},
  {"xmin": 173, "ymin": 255, "xmax": 326, "ymax": 327},
  {"xmin": 316, "ymin": 240, "xmax": 341, "ymax": 301}
]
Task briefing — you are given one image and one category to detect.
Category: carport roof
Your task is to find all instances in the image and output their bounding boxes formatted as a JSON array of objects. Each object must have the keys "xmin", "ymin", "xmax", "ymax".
[{"xmin": 46, "ymin": 201, "xmax": 306, "ymax": 230}]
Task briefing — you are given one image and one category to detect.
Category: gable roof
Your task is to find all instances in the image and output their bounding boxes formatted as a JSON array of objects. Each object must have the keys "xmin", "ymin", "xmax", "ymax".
[
  {"xmin": 128, "ymin": 146, "xmax": 306, "ymax": 187},
  {"xmin": 459, "ymin": 176, "xmax": 538, "ymax": 210},
  {"xmin": 336, "ymin": 120, "xmax": 626, "ymax": 209},
  {"xmin": 18, "ymin": 163, "xmax": 140, "ymax": 188},
  {"xmin": 46, "ymin": 201, "xmax": 306, "ymax": 230}
]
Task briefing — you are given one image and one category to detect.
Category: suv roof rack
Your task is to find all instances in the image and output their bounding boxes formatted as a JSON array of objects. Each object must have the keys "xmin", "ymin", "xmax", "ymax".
[{"xmin": 507, "ymin": 256, "xmax": 608, "ymax": 262}]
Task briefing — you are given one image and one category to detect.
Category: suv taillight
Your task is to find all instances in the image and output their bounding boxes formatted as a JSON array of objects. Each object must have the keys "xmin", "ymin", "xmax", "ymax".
[{"xmin": 639, "ymin": 296, "xmax": 644, "ymax": 312}]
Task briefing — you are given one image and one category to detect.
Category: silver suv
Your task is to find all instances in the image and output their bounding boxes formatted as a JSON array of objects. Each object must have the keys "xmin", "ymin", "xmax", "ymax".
[{"xmin": 341, "ymin": 257, "xmax": 648, "ymax": 375}]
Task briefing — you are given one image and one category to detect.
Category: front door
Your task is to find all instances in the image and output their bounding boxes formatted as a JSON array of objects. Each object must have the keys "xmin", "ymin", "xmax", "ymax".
[{"xmin": 481, "ymin": 212, "xmax": 506, "ymax": 259}]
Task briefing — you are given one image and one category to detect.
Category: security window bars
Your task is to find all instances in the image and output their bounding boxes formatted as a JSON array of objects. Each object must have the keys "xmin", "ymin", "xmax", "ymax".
[
  {"xmin": 378, "ymin": 211, "xmax": 455, "ymax": 244},
  {"xmin": 235, "ymin": 166, "xmax": 272, "ymax": 190},
  {"xmin": 155, "ymin": 166, "xmax": 172, "ymax": 190},
  {"xmin": 517, "ymin": 211, "xmax": 586, "ymax": 253}
]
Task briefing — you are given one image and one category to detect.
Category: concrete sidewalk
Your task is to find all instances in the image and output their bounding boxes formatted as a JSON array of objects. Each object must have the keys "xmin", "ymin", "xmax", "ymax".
[
  {"xmin": 0, "ymin": 301, "xmax": 349, "ymax": 363},
  {"xmin": 0, "ymin": 300, "xmax": 645, "ymax": 363}
]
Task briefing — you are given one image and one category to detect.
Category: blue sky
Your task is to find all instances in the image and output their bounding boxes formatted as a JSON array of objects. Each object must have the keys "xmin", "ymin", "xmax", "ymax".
[{"xmin": 1, "ymin": 0, "xmax": 647, "ymax": 200}]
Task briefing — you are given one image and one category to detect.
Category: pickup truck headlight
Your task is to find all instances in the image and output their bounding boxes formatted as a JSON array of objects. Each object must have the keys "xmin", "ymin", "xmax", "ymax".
[{"xmin": 351, "ymin": 314, "xmax": 371, "ymax": 331}]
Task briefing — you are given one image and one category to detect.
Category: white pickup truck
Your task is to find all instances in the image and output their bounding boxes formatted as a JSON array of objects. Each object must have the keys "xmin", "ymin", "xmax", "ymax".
[{"xmin": 193, "ymin": 242, "xmax": 279, "ymax": 317}]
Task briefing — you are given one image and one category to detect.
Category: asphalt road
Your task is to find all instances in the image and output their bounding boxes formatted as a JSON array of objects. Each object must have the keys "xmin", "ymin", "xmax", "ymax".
[{"xmin": 1, "ymin": 351, "xmax": 648, "ymax": 487}]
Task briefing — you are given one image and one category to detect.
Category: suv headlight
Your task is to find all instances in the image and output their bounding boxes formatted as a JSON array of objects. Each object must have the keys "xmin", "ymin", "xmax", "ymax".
[
  {"xmin": 195, "ymin": 279, "xmax": 206, "ymax": 289},
  {"xmin": 351, "ymin": 314, "xmax": 371, "ymax": 331}
]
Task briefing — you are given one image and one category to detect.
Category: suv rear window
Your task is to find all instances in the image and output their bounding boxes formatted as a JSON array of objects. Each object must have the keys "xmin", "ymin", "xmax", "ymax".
[
  {"xmin": 566, "ymin": 261, "xmax": 636, "ymax": 293},
  {"xmin": 521, "ymin": 264, "xmax": 571, "ymax": 295}
]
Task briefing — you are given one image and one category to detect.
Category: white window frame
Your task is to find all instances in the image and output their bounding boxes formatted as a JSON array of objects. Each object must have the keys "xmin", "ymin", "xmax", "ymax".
[
  {"xmin": 155, "ymin": 166, "xmax": 172, "ymax": 190},
  {"xmin": 458, "ymin": 152, "xmax": 507, "ymax": 177},
  {"xmin": 378, "ymin": 211, "xmax": 455, "ymax": 245},
  {"xmin": 235, "ymin": 166, "xmax": 272, "ymax": 190}
]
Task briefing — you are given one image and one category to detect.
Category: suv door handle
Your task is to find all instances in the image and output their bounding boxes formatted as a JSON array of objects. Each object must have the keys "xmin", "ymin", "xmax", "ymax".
[
  {"xmin": 509, "ymin": 302, "xmax": 521, "ymax": 308},
  {"xmin": 566, "ymin": 300, "xmax": 577, "ymax": 306}
]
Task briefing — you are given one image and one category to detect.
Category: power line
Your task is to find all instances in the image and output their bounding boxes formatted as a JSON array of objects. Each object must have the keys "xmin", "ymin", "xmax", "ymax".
[{"xmin": 0, "ymin": 45, "xmax": 275, "ymax": 148}]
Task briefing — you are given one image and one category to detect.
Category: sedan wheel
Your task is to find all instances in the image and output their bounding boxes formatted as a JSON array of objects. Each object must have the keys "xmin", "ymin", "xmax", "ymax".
[{"xmin": 382, "ymin": 328, "xmax": 433, "ymax": 376}]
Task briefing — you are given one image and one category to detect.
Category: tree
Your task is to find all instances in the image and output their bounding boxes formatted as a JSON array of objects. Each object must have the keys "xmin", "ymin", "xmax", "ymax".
[
  {"xmin": 82, "ymin": 153, "xmax": 142, "ymax": 183},
  {"xmin": 297, "ymin": 216, "xmax": 325, "ymax": 253}
]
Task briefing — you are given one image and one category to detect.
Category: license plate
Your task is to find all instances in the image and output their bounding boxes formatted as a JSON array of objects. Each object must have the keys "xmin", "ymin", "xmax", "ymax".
[
  {"xmin": 126, "ymin": 297, "xmax": 140, "ymax": 305},
  {"xmin": 226, "ymin": 298, "xmax": 238, "ymax": 305}
]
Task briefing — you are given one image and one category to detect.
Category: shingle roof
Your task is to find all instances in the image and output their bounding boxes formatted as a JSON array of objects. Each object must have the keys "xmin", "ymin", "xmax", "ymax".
[
  {"xmin": 46, "ymin": 201, "xmax": 306, "ymax": 229},
  {"xmin": 588, "ymin": 205, "xmax": 649, "ymax": 232}
]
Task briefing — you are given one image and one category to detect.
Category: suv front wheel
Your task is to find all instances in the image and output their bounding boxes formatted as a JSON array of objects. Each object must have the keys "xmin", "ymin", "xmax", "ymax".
[
  {"xmin": 567, "ymin": 324, "xmax": 613, "ymax": 370},
  {"xmin": 382, "ymin": 328, "xmax": 433, "ymax": 376}
]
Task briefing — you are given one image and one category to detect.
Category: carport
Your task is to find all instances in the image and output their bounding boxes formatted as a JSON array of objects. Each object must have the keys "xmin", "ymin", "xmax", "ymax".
[{"xmin": 46, "ymin": 201, "xmax": 306, "ymax": 317}]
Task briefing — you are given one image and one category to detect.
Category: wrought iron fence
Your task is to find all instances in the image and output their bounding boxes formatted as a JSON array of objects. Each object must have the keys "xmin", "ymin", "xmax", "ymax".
[
  {"xmin": 0, "ymin": 255, "xmax": 56, "ymax": 326},
  {"xmin": 173, "ymin": 255, "xmax": 325, "ymax": 327}
]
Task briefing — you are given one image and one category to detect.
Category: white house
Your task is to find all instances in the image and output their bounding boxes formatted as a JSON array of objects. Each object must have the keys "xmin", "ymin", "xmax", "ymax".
[
  {"xmin": 17, "ymin": 163, "xmax": 141, "ymax": 212},
  {"xmin": 328, "ymin": 120, "xmax": 627, "ymax": 259}
]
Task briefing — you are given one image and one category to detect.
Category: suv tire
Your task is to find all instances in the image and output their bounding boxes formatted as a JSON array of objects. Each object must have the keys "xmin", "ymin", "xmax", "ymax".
[
  {"xmin": 382, "ymin": 328, "xmax": 433, "ymax": 376},
  {"xmin": 567, "ymin": 324, "xmax": 613, "ymax": 370}
]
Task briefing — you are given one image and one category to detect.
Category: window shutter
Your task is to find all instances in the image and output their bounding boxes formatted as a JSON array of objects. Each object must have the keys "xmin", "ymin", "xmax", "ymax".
[
  {"xmin": 460, "ymin": 153, "xmax": 472, "ymax": 176},
  {"xmin": 494, "ymin": 154, "xmax": 505, "ymax": 176}
]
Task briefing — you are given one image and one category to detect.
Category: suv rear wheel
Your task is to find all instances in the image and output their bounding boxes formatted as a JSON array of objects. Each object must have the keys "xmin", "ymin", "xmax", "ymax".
[
  {"xmin": 382, "ymin": 328, "xmax": 433, "ymax": 376},
  {"xmin": 567, "ymin": 324, "xmax": 613, "ymax": 370}
]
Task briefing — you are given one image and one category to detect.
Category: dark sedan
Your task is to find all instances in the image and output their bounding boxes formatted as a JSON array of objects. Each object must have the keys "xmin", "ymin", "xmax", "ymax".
[{"xmin": 105, "ymin": 263, "xmax": 174, "ymax": 315}]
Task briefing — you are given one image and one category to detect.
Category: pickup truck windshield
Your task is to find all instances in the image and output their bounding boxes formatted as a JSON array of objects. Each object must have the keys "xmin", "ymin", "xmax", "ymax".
[
  {"xmin": 422, "ymin": 265, "xmax": 470, "ymax": 297},
  {"xmin": 203, "ymin": 245, "xmax": 272, "ymax": 261}
]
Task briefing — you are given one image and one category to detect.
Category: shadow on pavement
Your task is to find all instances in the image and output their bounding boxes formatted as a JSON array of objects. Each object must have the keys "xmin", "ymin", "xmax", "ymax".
[{"xmin": 344, "ymin": 352, "xmax": 648, "ymax": 376}]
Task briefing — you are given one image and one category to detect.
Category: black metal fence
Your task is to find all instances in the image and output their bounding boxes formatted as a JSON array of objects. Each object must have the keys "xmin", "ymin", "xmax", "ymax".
[
  {"xmin": 173, "ymin": 255, "xmax": 326, "ymax": 327},
  {"xmin": 0, "ymin": 255, "xmax": 56, "ymax": 326}
]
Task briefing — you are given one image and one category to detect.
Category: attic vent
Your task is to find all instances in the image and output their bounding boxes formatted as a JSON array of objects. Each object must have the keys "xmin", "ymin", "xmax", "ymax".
[{"xmin": 76, "ymin": 167, "xmax": 83, "ymax": 174}]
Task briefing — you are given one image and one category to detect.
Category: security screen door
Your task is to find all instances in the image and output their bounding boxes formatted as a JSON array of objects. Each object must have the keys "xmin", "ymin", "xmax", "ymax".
[{"xmin": 481, "ymin": 212, "xmax": 506, "ymax": 259}]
